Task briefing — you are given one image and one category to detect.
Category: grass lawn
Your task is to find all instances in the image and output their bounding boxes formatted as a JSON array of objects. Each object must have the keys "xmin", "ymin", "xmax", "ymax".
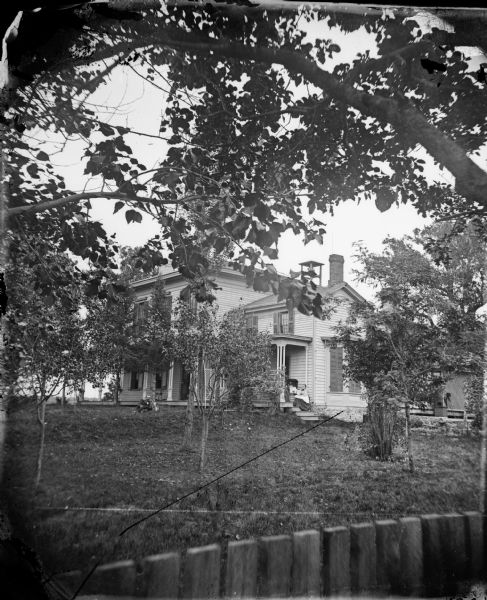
[{"xmin": 3, "ymin": 403, "xmax": 481, "ymax": 579}]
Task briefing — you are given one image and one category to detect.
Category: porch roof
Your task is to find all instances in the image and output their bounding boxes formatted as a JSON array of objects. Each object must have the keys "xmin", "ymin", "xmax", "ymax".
[{"xmin": 271, "ymin": 334, "xmax": 312, "ymax": 346}]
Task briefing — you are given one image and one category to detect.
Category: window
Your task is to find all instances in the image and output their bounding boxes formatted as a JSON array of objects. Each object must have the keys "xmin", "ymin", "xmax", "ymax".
[
  {"xmin": 246, "ymin": 314, "xmax": 258, "ymax": 332},
  {"xmin": 273, "ymin": 310, "xmax": 294, "ymax": 334},
  {"xmin": 135, "ymin": 300, "xmax": 148, "ymax": 322},
  {"xmin": 180, "ymin": 286, "xmax": 197, "ymax": 313},
  {"xmin": 134, "ymin": 300, "xmax": 148, "ymax": 334},
  {"xmin": 329, "ymin": 346, "xmax": 343, "ymax": 392},
  {"xmin": 161, "ymin": 293, "xmax": 173, "ymax": 321}
]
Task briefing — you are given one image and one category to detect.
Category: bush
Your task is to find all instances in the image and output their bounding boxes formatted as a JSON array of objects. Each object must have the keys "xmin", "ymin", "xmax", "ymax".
[
  {"xmin": 464, "ymin": 374, "xmax": 482, "ymax": 430},
  {"xmin": 363, "ymin": 394, "xmax": 405, "ymax": 461},
  {"xmin": 409, "ymin": 415, "xmax": 424, "ymax": 429}
]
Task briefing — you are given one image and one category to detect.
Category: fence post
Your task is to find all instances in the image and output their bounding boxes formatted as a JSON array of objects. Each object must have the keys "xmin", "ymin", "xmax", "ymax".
[
  {"xmin": 52, "ymin": 570, "xmax": 83, "ymax": 598},
  {"xmin": 421, "ymin": 514, "xmax": 447, "ymax": 596},
  {"xmin": 291, "ymin": 529, "xmax": 321, "ymax": 597},
  {"xmin": 258, "ymin": 535, "xmax": 293, "ymax": 598},
  {"xmin": 442, "ymin": 513, "xmax": 469, "ymax": 595},
  {"xmin": 375, "ymin": 519, "xmax": 400, "ymax": 594},
  {"xmin": 350, "ymin": 522, "xmax": 376, "ymax": 594},
  {"xmin": 139, "ymin": 552, "xmax": 180, "ymax": 598},
  {"xmin": 398, "ymin": 517, "xmax": 423, "ymax": 596},
  {"xmin": 181, "ymin": 544, "xmax": 221, "ymax": 599},
  {"xmin": 322, "ymin": 526, "xmax": 350, "ymax": 596},
  {"xmin": 463, "ymin": 511, "xmax": 485, "ymax": 581},
  {"xmin": 225, "ymin": 539, "xmax": 258, "ymax": 598},
  {"xmin": 79, "ymin": 560, "xmax": 137, "ymax": 596}
]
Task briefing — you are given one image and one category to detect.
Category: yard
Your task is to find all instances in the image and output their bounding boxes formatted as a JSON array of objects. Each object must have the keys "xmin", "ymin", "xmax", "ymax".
[{"xmin": 3, "ymin": 403, "xmax": 481, "ymax": 580}]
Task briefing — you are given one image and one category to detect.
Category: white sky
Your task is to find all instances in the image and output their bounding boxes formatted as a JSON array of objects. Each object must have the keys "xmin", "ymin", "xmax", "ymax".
[{"xmin": 44, "ymin": 8, "xmax": 487, "ymax": 301}]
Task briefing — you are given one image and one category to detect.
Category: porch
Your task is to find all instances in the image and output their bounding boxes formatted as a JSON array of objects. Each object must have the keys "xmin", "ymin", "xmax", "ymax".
[{"xmin": 271, "ymin": 334, "xmax": 312, "ymax": 402}]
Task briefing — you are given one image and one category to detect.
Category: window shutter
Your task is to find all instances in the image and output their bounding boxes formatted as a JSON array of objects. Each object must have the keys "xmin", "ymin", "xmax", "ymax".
[
  {"xmin": 252, "ymin": 315, "xmax": 258, "ymax": 331},
  {"xmin": 273, "ymin": 312, "xmax": 279, "ymax": 334},
  {"xmin": 329, "ymin": 347, "xmax": 343, "ymax": 392},
  {"xmin": 288, "ymin": 309, "xmax": 294, "ymax": 334}
]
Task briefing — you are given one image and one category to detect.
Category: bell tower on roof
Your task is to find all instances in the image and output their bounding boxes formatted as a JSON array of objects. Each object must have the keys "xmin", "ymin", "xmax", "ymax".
[{"xmin": 299, "ymin": 260, "xmax": 324, "ymax": 286}]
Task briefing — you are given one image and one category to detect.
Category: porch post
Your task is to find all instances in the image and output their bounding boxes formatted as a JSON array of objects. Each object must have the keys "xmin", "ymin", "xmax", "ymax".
[
  {"xmin": 276, "ymin": 343, "xmax": 286, "ymax": 403},
  {"xmin": 167, "ymin": 361, "xmax": 174, "ymax": 401},
  {"xmin": 142, "ymin": 368, "xmax": 149, "ymax": 399}
]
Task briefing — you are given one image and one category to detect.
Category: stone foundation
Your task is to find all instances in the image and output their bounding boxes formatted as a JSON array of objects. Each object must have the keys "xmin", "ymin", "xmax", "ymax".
[{"xmin": 315, "ymin": 406, "xmax": 366, "ymax": 423}]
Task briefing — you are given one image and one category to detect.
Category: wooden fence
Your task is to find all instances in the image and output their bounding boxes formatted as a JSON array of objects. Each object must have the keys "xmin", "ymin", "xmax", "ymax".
[{"xmin": 56, "ymin": 512, "xmax": 485, "ymax": 599}]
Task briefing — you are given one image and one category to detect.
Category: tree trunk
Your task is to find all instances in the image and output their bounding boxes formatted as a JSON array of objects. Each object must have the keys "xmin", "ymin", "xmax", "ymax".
[
  {"xmin": 61, "ymin": 379, "xmax": 66, "ymax": 407},
  {"xmin": 182, "ymin": 371, "xmax": 195, "ymax": 449},
  {"xmin": 480, "ymin": 240, "xmax": 487, "ymax": 513},
  {"xmin": 404, "ymin": 401, "xmax": 415, "ymax": 473},
  {"xmin": 0, "ymin": 137, "xmax": 10, "ymax": 486},
  {"xmin": 114, "ymin": 371, "xmax": 120, "ymax": 405},
  {"xmin": 199, "ymin": 411, "xmax": 210, "ymax": 472},
  {"xmin": 35, "ymin": 399, "xmax": 47, "ymax": 488}
]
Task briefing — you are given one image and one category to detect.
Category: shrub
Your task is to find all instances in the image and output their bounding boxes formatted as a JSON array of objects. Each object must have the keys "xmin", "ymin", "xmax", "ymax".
[
  {"xmin": 363, "ymin": 393, "xmax": 405, "ymax": 460},
  {"xmin": 464, "ymin": 374, "xmax": 482, "ymax": 430},
  {"xmin": 409, "ymin": 415, "xmax": 424, "ymax": 429}
]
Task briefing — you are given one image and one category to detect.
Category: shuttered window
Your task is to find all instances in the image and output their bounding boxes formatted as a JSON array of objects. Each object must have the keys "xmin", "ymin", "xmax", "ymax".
[
  {"xmin": 329, "ymin": 347, "xmax": 344, "ymax": 392},
  {"xmin": 246, "ymin": 314, "xmax": 258, "ymax": 332},
  {"xmin": 134, "ymin": 300, "xmax": 148, "ymax": 334},
  {"xmin": 273, "ymin": 311, "xmax": 294, "ymax": 334}
]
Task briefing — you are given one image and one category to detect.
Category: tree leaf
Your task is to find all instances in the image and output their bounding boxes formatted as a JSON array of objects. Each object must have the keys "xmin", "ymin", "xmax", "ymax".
[
  {"xmin": 113, "ymin": 201, "xmax": 125, "ymax": 214},
  {"xmin": 125, "ymin": 209, "xmax": 142, "ymax": 224}
]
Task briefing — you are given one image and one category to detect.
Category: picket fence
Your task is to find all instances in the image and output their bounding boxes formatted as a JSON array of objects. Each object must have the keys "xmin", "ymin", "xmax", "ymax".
[{"xmin": 56, "ymin": 512, "xmax": 485, "ymax": 599}]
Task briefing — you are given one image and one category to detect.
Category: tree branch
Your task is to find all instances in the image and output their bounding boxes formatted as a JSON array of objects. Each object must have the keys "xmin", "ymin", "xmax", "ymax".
[
  {"xmin": 151, "ymin": 30, "xmax": 487, "ymax": 206},
  {"xmin": 8, "ymin": 190, "xmax": 196, "ymax": 216}
]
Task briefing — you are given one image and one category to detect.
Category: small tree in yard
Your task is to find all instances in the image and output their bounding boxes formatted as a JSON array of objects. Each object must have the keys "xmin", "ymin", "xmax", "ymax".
[
  {"xmin": 84, "ymin": 282, "xmax": 135, "ymax": 404},
  {"xmin": 337, "ymin": 224, "xmax": 483, "ymax": 471},
  {"xmin": 84, "ymin": 264, "xmax": 172, "ymax": 403},
  {"xmin": 218, "ymin": 309, "xmax": 274, "ymax": 408},
  {"xmin": 168, "ymin": 302, "xmax": 274, "ymax": 470},
  {"xmin": 8, "ymin": 273, "xmax": 84, "ymax": 487},
  {"xmin": 338, "ymin": 303, "xmax": 448, "ymax": 471}
]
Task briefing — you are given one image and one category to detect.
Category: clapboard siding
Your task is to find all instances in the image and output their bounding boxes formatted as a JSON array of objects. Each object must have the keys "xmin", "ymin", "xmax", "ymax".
[
  {"xmin": 213, "ymin": 278, "xmax": 266, "ymax": 314},
  {"xmin": 313, "ymin": 337, "xmax": 327, "ymax": 405},
  {"xmin": 286, "ymin": 347, "xmax": 306, "ymax": 386},
  {"xmin": 257, "ymin": 312, "xmax": 275, "ymax": 334},
  {"xmin": 294, "ymin": 311, "xmax": 312, "ymax": 337}
]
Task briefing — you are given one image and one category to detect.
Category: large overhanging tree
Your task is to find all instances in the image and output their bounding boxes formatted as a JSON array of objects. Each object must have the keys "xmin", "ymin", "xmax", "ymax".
[
  {"xmin": 1, "ymin": 2, "xmax": 487, "ymax": 476},
  {"xmin": 3, "ymin": 2, "xmax": 487, "ymax": 281}
]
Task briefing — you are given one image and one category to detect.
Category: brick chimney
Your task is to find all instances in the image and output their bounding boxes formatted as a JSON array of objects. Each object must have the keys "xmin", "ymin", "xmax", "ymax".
[{"xmin": 328, "ymin": 254, "xmax": 344, "ymax": 286}]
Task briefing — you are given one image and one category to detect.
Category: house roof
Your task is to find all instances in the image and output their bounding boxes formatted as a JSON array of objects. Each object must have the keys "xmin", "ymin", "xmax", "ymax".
[
  {"xmin": 130, "ymin": 265, "xmax": 245, "ymax": 290},
  {"xmin": 243, "ymin": 280, "xmax": 367, "ymax": 311}
]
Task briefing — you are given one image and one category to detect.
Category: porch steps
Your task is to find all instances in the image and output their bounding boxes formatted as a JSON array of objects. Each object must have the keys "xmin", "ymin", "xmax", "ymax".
[
  {"xmin": 252, "ymin": 401, "xmax": 273, "ymax": 409},
  {"xmin": 294, "ymin": 410, "xmax": 321, "ymax": 422}
]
